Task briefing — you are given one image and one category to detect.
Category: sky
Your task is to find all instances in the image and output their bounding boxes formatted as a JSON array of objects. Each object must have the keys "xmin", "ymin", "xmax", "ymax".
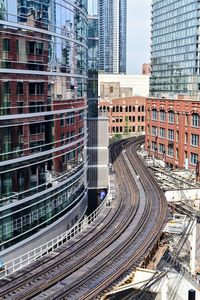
[{"xmin": 127, "ymin": 0, "xmax": 152, "ymax": 75}]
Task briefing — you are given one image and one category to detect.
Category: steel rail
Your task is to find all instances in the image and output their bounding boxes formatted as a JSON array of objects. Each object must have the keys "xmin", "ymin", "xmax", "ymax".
[{"xmin": 0, "ymin": 139, "xmax": 137, "ymax": 299}]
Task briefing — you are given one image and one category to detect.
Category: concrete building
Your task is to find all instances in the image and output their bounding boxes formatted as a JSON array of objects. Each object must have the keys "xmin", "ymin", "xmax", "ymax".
[
  {"xmin": 0, "ymin": 0, "xmax": 88, "ymax": 259},
  {"xmin": 99, "ymin": 96, "xmax": 145, "ymax": 136},
  {"xmin": 99, "ymin": 74, "xmax": 150, "ymax": 99},
  {"xmin": 145, "ymin": 96, "xmax": 200, "ymax": 172},
  {"xmin": 98, "ymin": 0, "xmax": 127, "ymax": 74}
]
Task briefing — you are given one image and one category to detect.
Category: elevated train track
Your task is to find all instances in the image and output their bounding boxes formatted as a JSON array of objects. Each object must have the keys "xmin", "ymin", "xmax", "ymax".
[{"xmin": 0, "ymin": 137, "xmax": 168, "ymax": 300}]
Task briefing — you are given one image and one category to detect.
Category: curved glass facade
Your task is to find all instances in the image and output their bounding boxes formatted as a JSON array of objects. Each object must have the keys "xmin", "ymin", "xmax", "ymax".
[
  {"xmin": 150, "ymin": 0, "xmax": 200, "ymax": 97},
  {"xmin": 0, "ymin": 0, "xmax": 88, "ymax": 250}
]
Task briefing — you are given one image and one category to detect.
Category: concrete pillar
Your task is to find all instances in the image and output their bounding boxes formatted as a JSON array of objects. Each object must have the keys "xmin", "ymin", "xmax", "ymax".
[
  {"xmin": 190, "ymin": 218, "xmax": 197, "ymax": 276},
  {"xmin": 161, "ymin": 275, "xmax": 168, "ymax": 300}
]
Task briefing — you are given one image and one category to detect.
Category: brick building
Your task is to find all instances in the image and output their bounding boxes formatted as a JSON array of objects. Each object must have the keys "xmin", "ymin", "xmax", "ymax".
[
  {"xmin": 145, "ymin": 96, "xmax": 200, "ymax": 171},
  {"xmin": 99, "ymin": 96, "xmax": 145, "ymax": 135}
]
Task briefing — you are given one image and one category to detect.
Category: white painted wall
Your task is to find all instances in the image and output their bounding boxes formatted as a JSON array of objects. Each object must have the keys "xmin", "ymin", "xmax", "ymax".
[{"xmin": 98, "ymin": 74, "xmax": 150, "ymax": 97}]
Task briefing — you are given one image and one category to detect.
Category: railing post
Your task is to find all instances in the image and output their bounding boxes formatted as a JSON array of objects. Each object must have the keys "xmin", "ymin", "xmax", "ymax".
[{"xmin": 188, "ymin": 289, "xmax": 196, "ymax": 300}]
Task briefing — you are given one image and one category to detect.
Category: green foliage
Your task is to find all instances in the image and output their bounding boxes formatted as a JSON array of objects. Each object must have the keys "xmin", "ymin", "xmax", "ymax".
[
  {"xmin": 111, "ymin": 133, "xmax": 122, "ymax": 142},
  {"xmin": 124, "ymin": 116, "xmax": 130, "ymax": 135}
]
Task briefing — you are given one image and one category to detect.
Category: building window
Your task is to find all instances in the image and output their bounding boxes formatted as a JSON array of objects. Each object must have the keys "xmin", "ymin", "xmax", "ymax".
[
  {"xmin": 151, "ymin": 141, "xmax": 157, "ymax": 151},
  {"xmin": 176, "ymin": 131, "xmax": 179, "ymax": 142},
  {"xmin": 185, "ymin": 114, "xmax": 189, "ymax": 126},
  {"xmin": 168, "ymin": 146, "xmax": 174, "ymax": 157},
  {"xmin": 152, "ymin": 126, "xmax": 157, "ymax": 136},
  {"xmin": 176, "ymin": 149, "xmax": 179, "ymax": 160},
  {"xmin": 159, "ymin": 143, "xmax": 165, "ymax": 154},
  {"xmin": 168, "ymin": 111, "xmax": 175, "ymax": 123},
  {"xmin": 159, "ymin": 127, "xmax": 165, "ymax": 138},
  {"xmin": 3, "ymin": 38, "xmax": 10, "ymax": 52},
  {"xmin": 168, "ymin": 129, "xmax": 174, "ymax": 141},
  {"xmin": 2, "ymin": 61, "xmax": 11, "ymax": 68},
  {"xmin": 176, "ymin": 113, "xmax": 179, "ymax": 124},
  {"xmin": 147, "ymin": 125, "xmax": 150, "ymax": 134},
  {"xmin": 138, "ymin": 116, "xmax": 141, "ymax": 122},
  {"xmin": 17, "ymin": 82, "xmax": 23, "ymax": 95},
  {"xmin": 185, "ymin": 132, "xmax": 188, "ymax": 144},
  {"xmin": 129, "ymin": 105, "xmax": 132, "ymax": 112},
  {"xmin": 120, "ymin": 106, "xmax": 123, "ymax": 112},
  {"xmin": 110, "ymin": 86, "xmax": 113, "ymax": 93},
  {"xmin": 192, "ymin": 113, "xmax": 199, "ymax": 128},
  {"xmin": 29, "ymin": 82, "xmax": 44, "ymax": 95},
  {"xmin": 27, "ymin": 41, "xmax": 43, "ymax": 55},
  {"xmin": 160, "ymin": 110, "xmax": 166, "ymax": 122},
  {"xmin": 138, "ymin": 106, "xmax": 141, "ymax": 112},
  {"xmin": 141, "ymin": 116, "xmax": 145, "ymax": 122},
  {"xmin": 191, "ymin": 153, "xmax": 198, "ymax": 165},
  {"xmin": 141, "ymin": 105, "xmax": 144, "ymax": 112},
  {"xmin": 152, "ymin": 109, "xmax": 158, "ymax": 120},
  {"xmin": 60, "ymin": 114, "xmax": 65, "ymax": 127},
  {"xmin": 191, "ymin": 134, "xmax": 199, "ymax": 147},
  {"xmin": 3, "ymin": 82, "xmax": 11, "ymax": 95}
]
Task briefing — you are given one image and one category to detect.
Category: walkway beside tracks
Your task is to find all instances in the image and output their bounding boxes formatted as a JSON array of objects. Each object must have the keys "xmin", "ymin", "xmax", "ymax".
[{"xmin": 0, "ymin": 137, "xmax": 168, "ymax": 300}]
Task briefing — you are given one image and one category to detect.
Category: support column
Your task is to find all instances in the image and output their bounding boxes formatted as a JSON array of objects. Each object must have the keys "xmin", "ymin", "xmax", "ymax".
[
  {"xmin": 190, "ymin": 218, "xmax": 197, "ymax": 276},
  {"xmin": 161, "ymin": 275, "xmax": 168, "ymax": 300}
]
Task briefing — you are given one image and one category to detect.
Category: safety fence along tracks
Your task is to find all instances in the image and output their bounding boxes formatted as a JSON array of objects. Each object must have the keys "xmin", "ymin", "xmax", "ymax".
[{"xmin": 0, "ymin": 137, "xmax": 168, "ymax": 300}]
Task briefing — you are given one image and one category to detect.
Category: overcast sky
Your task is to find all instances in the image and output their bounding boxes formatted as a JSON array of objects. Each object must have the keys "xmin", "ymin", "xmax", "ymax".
[{"xmin": 127, "ymin": 0, "xmax": 151, "ymax": 75}]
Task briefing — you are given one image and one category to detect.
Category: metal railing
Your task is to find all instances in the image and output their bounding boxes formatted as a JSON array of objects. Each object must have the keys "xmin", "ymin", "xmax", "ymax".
[{"xmin": 0, "ymin": 193, "xmax": 111, "ymax": 279}]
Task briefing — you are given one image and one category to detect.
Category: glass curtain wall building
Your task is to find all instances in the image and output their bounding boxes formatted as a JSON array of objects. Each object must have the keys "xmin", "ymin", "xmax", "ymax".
[
  {"xmin": 99, "ymin": 0, "xmax": 126, "ymax": 74},
  {"xmin": 88, "ymin": 0, "xmax": 98, "ymax": 117},
  {"xmin": 150, "ymin": 0, "xmax": 200, "ymax": 97},
  {"xmin": 0, "ymin": 0, "xmax": 88, "ymax": 251}
]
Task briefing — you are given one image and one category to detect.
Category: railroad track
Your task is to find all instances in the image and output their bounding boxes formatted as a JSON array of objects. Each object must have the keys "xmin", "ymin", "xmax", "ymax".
[{"xmin": 0, "ymin": 137, "xmax": 168, "ymax": 300}]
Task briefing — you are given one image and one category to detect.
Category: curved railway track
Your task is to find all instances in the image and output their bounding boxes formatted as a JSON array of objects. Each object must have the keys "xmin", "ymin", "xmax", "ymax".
[{"xmin": 0, "ymin": 137, "xmax": 168, "ymax": 300}]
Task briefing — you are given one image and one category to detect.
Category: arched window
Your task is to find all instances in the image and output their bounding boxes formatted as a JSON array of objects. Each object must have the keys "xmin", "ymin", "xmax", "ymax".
[
  {"xmin": 160, "ymin": 110, "xmax": 166, "ymax": 122},
  {"xmin": 192, "ymin": 113, "xmax": 199, "ymax": 127},
  {"xmin": 152, "ymin": 109, "xmax": 158, "ymax": 120},
  {"xmin": 168, "ymin": 110, "xmax": 174, "ymax": 123}
]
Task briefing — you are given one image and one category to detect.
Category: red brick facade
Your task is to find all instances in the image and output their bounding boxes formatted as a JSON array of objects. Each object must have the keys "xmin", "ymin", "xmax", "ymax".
[
  {"xmin": 145, "ymin": 96, "xmax": 200, "ymax": 172},
  {"xmin": 99, "ymin": 96, "xmax": 146, "ymax": 135}
]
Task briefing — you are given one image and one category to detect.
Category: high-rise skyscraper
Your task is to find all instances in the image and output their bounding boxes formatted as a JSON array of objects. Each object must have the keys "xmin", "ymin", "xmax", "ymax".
[
  {"xmin": 99, "ymin": 0, "xmax": 127, "ymax": 74},
  {"xmin": 150, "ymin": 0, "xmax": 200, "ymax": 98},
  {"xmin": 0, "ymin": 0, "xmax": 88, "ymax": 256}
]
